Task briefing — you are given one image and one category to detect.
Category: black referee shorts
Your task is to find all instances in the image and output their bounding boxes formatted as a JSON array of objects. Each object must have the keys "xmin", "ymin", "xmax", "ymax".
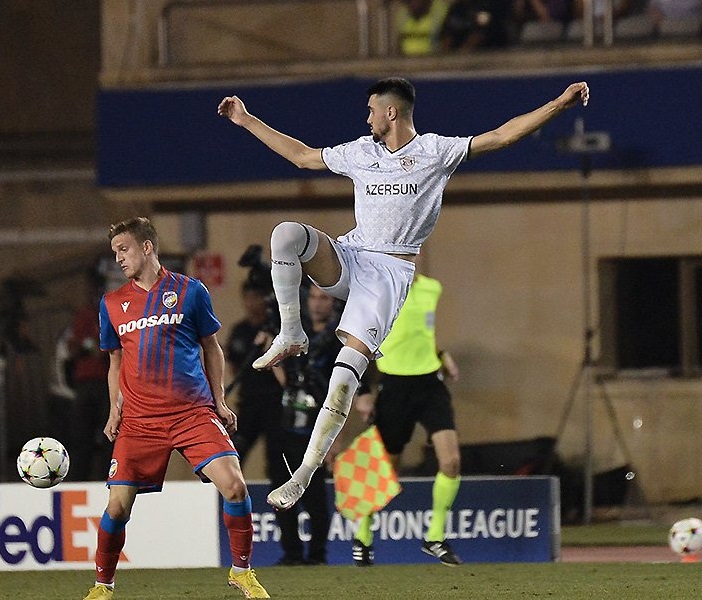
[{"xmin": 374, "ymin": 370, "xmax": 455, "ymax": 456}]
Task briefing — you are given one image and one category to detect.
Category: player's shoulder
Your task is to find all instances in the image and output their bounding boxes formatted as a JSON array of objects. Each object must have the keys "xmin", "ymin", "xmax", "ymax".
[
  {"xmin": 332, "ymin": 135, "xmax": 374, "ymax": 148},
  {"xmin": 415, "ymin": 132, "xmax": 464, "ymax": 149},
  {"xmin": 165, "ymin": 269, "xmax": 205, "ymax": 290}
]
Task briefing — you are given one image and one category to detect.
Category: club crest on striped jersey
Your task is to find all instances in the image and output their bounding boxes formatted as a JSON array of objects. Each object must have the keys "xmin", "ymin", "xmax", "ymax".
[
  {"xmin": 399, "ymin": 156, "xmax": 416, "ymax": 171},
  {"xmin": 162, "ymin": 291, "xmax": 178, "ymax": 309}
]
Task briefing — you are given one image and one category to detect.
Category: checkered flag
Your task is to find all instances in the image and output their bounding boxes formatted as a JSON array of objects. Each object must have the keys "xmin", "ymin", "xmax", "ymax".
[{"xmin": 333, "ymin": 425, "xmax": 401, "ymax": 520}]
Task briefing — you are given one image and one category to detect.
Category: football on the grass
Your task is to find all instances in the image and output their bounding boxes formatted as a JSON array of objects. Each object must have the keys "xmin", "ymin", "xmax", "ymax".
[
  {"xmin": 17, "ymin": 437, "xmax": 70, "ymax": 488},
  {"xmin": 668, "ymin": 517, "xmax": 702, "ymax": 556}
]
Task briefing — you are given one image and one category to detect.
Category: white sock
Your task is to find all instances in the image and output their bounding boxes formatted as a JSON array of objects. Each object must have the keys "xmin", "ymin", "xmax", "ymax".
[
  {"xmin": 270, "ymin": 222, "xmax": 318, "ymax": 340},
  {"xmin": 293, "ymin": 346, "xmax": 369, "ymax": 487},
  {"xmin": 96, "ymin": 582, "xmax": 115, "ymax": 589},
  {"xmin": 231, "ymin": 565, "xmax": 250, "ymax": 574}
]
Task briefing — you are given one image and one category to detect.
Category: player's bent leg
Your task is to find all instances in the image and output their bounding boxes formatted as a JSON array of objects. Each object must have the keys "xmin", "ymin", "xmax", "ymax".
[
  {"xmin": 255, "ymin": 224, "xmax": 341, "ymax": 370},
  {"xmin": 298, "ymin": 229, "xmax": 342, "ymax": 287},
  {"xmin": 267, "ymin": 344, "xmax": 369, "ymax": 510},
  {"xmin": 203, "ymin": 454, "xmax": 248, "ymax": 503},
  {"xmin": 105, "ymin": 485, "xmax": 138, "ymax": 522},
  {"xmin": 253, "ymin": 222, "xmax": 319, "ymax": 369},
  {"xmin": 204, "ymin": 456, "xmax": 264, "ymax": 593},
  {"xmin": 266, "ymin": 221, "xmax": 314, "ymax": 342}
]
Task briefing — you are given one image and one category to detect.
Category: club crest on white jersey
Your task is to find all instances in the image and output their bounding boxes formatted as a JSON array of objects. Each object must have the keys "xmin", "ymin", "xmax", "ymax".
[{"xmin": 399, "ymin": 156, "xmax": 416, "ymax": 171}]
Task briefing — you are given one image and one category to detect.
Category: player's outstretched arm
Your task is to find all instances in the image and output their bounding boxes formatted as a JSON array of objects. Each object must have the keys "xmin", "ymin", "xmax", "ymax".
[
  {"xmin": 218, "ymin": 95, "xmax": 326, "ymax": 170},
  {"xmin": 470, "ymin": 82, "xmax": 589, "ymax": 159}
]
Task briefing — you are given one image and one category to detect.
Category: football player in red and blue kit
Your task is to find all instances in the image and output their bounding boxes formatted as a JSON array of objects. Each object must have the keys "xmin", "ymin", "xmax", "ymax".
[{"xmin": 83, "ymin": 217, "xmax": 268, "ymax": 600}]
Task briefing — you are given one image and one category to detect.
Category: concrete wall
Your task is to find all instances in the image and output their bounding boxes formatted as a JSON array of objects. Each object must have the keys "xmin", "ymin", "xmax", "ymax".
[
  {"xmin": 101, "ymin": 0, "xmax": 370, "ymax": 75},
  {"xmin": 0, "ymin": 0, "xmax": 100, "ymax": 134}
]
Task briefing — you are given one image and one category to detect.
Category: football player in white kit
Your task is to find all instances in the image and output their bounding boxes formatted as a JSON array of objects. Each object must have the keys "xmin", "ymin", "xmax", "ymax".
[{"xmin": 218, "ymin": 78, "xmax": 589, "ymax": 512}]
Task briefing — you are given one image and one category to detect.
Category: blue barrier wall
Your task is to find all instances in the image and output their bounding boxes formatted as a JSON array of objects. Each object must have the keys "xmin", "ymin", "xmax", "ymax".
[
  {"xmin": 98, "ymin": 65, "xmax": 702, "ymax": 188},
  {"xmin": 220, "ymin": 476, "xmax": 560, "ymax": 566}
]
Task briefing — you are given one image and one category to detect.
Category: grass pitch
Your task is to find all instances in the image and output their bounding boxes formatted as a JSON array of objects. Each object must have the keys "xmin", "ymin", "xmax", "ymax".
[
  {"xmin": 0, "ymin": 522, "xmax": 685, "ymax": 599},
  {"xmin": 562, "ymin": 522, "xmax": 671, "ymax": 546},
  {"xmin": 0, "ymin": 562, "xmax": 698, "ymax": 600}
]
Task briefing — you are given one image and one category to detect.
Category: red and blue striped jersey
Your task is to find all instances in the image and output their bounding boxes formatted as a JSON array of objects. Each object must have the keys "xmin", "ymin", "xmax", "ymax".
[{"xmin": 99, "ymin": 268, "xmax": 221, "ymax": 418}]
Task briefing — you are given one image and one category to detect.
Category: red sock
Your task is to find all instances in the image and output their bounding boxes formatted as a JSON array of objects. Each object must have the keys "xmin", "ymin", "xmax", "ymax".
[
  {"xmin": 95, "ymin": 511, "xmax": 127, "ymax": 584},
  {"xmin": 223, "ymin": 498, "xmax": 253, "ymax": 568}
]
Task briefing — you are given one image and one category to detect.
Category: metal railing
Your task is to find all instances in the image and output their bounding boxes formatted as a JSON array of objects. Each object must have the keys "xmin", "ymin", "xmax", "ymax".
[
  {"xmin": 155, "ymin": 0, "xmax": 617, "ymax": 69},
  {"xmin": 582, "ymin": 0, "xmax": 615, "ymax": 47}
]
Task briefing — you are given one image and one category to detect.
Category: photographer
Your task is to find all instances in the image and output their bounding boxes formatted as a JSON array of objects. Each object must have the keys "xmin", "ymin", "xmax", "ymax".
[
  {"xmin": 269, "ymin": 286, "xmax": 342, "ymax": 566},
  {"xmin": 225, "ymin": 246, "xmax": 284, "ymax": 468}
]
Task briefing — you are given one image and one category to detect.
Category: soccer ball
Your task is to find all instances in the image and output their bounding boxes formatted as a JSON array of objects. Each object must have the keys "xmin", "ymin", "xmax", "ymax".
[
  {"xmin": 16, "ymin": 437, "xmax": 70, "ymax": 488},
  {"xmin": 668, "ymin": 517, "xmax": 702, "ymax": 556}
]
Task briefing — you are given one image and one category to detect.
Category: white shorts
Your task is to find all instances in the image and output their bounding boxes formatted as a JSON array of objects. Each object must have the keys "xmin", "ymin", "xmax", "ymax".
[{"xmin": 314, "ymin": 239, "xmax": 415, "ymax": 358}]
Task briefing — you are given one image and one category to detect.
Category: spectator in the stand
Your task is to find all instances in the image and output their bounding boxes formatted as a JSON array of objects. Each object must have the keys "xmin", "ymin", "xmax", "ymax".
[
  {"xmin": 440, "ymin": 0, "xmax": 515, "ymax": 51},
  {"xmin": 225, "ymin": 280, "xmax": 284, "ymax": 468},
  {"xmin": 69, "ymin": 271, "xmax": 111, "ymax": 481},
  {"xmin": 396, "ymin": 0, "xmax": 449, "ymax": 56},
  {"xmin": 648, "ymin": 0, "xmax": 702, "ymax": 31},
  {"xmin": 513, "ymin": 0, "xmax": 572, "ymax": 24}
]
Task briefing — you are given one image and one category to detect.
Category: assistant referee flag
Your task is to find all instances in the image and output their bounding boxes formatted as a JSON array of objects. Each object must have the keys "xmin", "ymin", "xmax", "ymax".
[{"xmin": 333, "ymin": 425, "xmax": 401, "ymax": 520}]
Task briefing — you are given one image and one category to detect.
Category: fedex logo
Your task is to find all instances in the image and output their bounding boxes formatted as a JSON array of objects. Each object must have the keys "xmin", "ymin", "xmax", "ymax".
[{"xmin": 0, "ymin": 490, "xmax": 128, "ymax": 566}]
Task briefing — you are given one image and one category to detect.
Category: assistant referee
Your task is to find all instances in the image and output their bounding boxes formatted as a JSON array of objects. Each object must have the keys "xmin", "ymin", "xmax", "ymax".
[{"xmin": 353, "ymin": 272, "xmax": 463, "ymax": 567}]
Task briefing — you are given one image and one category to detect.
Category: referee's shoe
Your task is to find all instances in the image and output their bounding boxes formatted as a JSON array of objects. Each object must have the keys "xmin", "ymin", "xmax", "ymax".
[
  {"xmin": 352, "ymin": 539, "xmax": 374, "ymax": 567},
  {"xmin": 421, "ymin": 540, "xmax": 463, "ymax": 566}
]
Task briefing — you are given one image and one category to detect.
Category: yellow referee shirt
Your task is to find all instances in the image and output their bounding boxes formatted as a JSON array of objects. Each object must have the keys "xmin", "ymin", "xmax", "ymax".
[{"xmin": 377, "ymin": 274, "xmax": 443, "ymax": 376}]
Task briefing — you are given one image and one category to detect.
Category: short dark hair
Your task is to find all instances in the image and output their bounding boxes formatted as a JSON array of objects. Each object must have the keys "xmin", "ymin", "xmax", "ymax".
[
  {"xmin": 367, "ymin": 77, "xmax": 416, "ymax": 108},
  {"xmin": 108, "ymin": 217, "xmax": 159, "ymax": 254}
]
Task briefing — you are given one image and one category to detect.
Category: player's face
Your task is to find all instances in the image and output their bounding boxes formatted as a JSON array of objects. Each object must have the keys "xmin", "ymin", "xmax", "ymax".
[
  {"xmin": 367, "ymin": 94, "xmax": 391, "ymax": 143},
  {"xmin": 111, "ymin": 232, "xmax": 147, "ymax": 280}
]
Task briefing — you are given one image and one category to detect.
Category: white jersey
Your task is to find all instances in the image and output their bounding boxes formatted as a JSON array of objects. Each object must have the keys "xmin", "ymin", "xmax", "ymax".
[{"xmin": 321, "ymin": 133, "xmax": 472, "ymax": 254}]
